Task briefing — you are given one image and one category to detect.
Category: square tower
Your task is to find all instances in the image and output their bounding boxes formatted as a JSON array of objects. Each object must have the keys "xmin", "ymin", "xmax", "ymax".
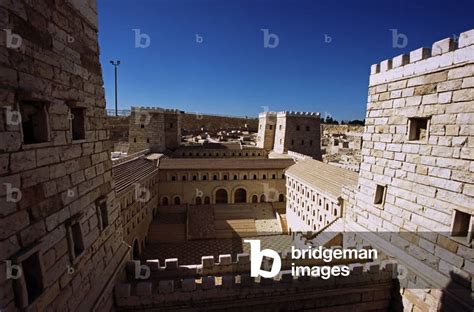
[
  {"xmin": 274, "ymin": 111, "xmax": 322, "ymax": 159},
  {"xmin": 128, "ymin": 107, "xmax": 166, "ymax": 153},
  {"xmin": 163, "ymin": 109, "xmax": 182, "ymax": 150},
  {"xmin": 256, "ymin": 112, "xmax": 277, "ymax": 151}
]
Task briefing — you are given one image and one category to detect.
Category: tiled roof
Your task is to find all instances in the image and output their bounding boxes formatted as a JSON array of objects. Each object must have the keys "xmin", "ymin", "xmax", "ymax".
[
  {"xmin": 112, "ymin": 157, "xmax": 158, "ymax": 194},
  {"xmin": 158, "ymin": 158, "xmax": 295, "ymax": 170},
  {"xmin": 285, "ymin": 159, "xmax": 358, "ymax": 199}
]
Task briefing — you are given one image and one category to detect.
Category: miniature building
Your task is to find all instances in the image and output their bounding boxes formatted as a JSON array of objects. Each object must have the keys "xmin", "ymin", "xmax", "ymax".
[
  {"xmin": 0, "ymin": 1, "xmax": 127, "ymax": 310},
  {"xmin": 156, "ymin": 158, "xmax": 293, "ymax": 205},
  {"xmin": 256, "ymin": 112, "xmax": 276, "ymax": 151},
  {"xmin": 257, "ymin": 111, "xmax": 322, "ymax": 159},
  {"xmin": 128, "ymin": 107, "xmax": 182, "ymax": 154},
  {"xmin": 340, "ymin": 30, "xmax": 474, "ymax": 311},
  {"xmin": 285, "ymin": 159, "xmax": 358, "ymax": 233}
]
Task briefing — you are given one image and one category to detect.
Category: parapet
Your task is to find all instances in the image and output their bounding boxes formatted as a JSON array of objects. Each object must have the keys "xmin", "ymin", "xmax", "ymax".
[
  {"xmin": 258, "ymin": 111, "xmax": 277, "ymax": 118},
  {"xmin": 276, "ymin": 111, "xmax": 320, "ymax": 118},
  {"xmin": 369, "ymin": 28, "xmax": 474, "ymax": 86},
  {"xmin": 131, "ymin": 106, "xmax": 182, "ymax": 114},
  {"xmin": 115, "ymin": 259, "xmax": 397, "ymax": 308}
]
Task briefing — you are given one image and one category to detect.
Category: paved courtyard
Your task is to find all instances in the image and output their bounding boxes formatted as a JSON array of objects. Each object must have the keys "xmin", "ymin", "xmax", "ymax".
[{"xmin": 141, "ymin": 234, "xmax": 294, "ymax": 265}]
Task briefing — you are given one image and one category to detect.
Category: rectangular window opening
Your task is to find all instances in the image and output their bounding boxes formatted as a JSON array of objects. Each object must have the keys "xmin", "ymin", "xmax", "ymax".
[
  {"xmin": 451, "ymin": 210, "xmax": 472, "ymax": 243},
  {"xmin": 408, "ymin": 117, "xmax": 429, "ymax": 141},
  {"xmin": 20, "ymin": 101, "xmax": 49, "ymax": 144},
  {"xmin": 373, "ymin": 184, "xmax": 386, "ymax": 205},
  {"xmin": 71, "ymin": 107, "xmax": 85, "ymax": 140}
]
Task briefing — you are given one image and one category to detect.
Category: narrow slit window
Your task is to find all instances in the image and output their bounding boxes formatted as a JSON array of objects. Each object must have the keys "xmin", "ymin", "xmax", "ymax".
[
  {"xmin": 71, "ymin": 107, "xmax": 85, "ymax": 140},
  {"xmin": 374, "ymin": 184, "xmax": 386, "ymax": 205}
]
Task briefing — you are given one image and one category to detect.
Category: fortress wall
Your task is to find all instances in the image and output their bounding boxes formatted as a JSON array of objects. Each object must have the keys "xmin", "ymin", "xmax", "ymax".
[
  {"xmin": 0, "ymin": 1, "xmax": 127, "ymax": 311},
  {"xmin": 343, "ymin": 28, "xmax": 474, "ymax": 311},
  {"xmin": 115, "ymin": 259, "xmax": 395, "ymax": 311}
]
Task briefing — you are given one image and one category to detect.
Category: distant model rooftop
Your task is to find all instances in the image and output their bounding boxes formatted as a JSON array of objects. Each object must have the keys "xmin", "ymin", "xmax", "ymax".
[
  {"xmin": 285, "ymin": 158, "xmax": 358, "ymax": 199},
  {"xmin": 158, "ymin": 158, "xmax": 295, "ymax": 170}
]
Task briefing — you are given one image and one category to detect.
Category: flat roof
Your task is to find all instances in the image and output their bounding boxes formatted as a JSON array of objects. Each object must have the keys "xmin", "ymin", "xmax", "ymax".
[
  {"xmin": 112, "ymin": 157, "xmax": 158, "ymax": 194},
  {"xmin": 158, "ymin": 158, "xmax": 295, "ymax": 170},
  {"xmin": 285, "ymin": 159, "xmax": 358, "ymax": 199}
]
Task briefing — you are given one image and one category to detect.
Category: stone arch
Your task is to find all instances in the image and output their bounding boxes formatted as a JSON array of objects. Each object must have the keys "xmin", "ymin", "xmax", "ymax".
[
  {"xmin": 279, "ymin": 194, "xmax": 285, "ymax": 202},
  {"xmin": 195, "ymin": 197, "xmax": 202, "ymax": 205},
  {"xmin": 173, "ymin": 196, "xmax": 181, "ymax": 205},
  {"xmin": 251, "ymin": 194, "xmax": 258, "ymax": 203},
  {"xmin": 233, "ymin": 186, "xmax": 247, "ymax": 203},
  {"xmin": 213, "ymin": 186, "xmax": 230, "ymax": 204},
  {"xmin": 204, "ymin": 196, "xmax": 211, "ymax": 204},
  {"xmin": 161, "ymin": 196, "xmax": 169, "ymax": 206},
  {"xmin": 260, "ymin": 194, "xmax": 266, "ymax": 203}
]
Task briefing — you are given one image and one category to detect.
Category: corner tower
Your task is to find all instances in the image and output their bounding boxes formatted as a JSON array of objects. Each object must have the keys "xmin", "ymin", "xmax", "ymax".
[
  {"xmin": 274, "ymin": 111, "xmax": 321, "ymax": 159},
  {"xmin": 256, "ymin": 112, "xmax": 277, "ymax": 151}
]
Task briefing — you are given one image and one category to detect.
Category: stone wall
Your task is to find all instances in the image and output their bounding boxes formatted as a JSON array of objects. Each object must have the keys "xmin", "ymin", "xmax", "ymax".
[
  {"xmin": 157, "ymin": 169, "xmax": 287, "ymax": 205},
  {"xmin": 274, "ymin": 112, "xmax": 322, "ymax": 160},
  {"xmin": 343, "ymin": 28, "xmax": 474, "ymax": 311},
  {"xmin": 128, "ymin": 107, "xmax": 182, "ymax": 154},
  {"xmin": 0, "ymin": 1, "xmax": 128, "ymax": 311},
  {"xmin": 114, "ymin": 256, "xmax": 396, "ymax": 311},
  {"xmin": 256, "ymin": 112, "xmax": 276, "ymax": 151},
  {"xmin": 181, "ymin": 112, "xmax": 258, "ymax": 131}
]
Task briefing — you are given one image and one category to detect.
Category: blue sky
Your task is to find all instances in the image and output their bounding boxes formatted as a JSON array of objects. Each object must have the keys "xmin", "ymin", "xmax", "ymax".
[{"xmin": 97, "ymin": 0, "xmax": 474, "ymax": 120}]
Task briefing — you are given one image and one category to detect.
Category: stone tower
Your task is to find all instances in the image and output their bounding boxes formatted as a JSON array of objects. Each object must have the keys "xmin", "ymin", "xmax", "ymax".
[
  {"xmin": 343, "ymin": 29, "xmax": 474, "ymax": 311},
  {"xmin": 0, "ymin": 1, "xmax": 127, "ymax": 310},
  {"xmin": 256, "ymin": 112, "xmax": 276, "ymax": 151},
  {"xmin": 274, "ymin": 111, "xmax": 322, "ymax": 160},
  {"xmin": 128, "ymin": 107, "xmax": 181, "ymax": 154}
]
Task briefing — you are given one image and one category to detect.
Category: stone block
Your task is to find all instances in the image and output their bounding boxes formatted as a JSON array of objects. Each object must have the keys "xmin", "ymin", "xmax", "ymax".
[
  {"xmin": 410, "ymin": 48, "xmax": 431, "ymax": 62},
  {"xmin": 432, "ymin": 38, "xmax": 455, "ymax": 56},
  {"xmin": 165, "ymin": 258, "xmax": 178, "ymax": 270},
  {"xmin": 136, "ymin": 282, "xmax": 152, "ymax": 296},
  {"xmin": 237, "ymin": 253, "xmax": 250, "ymax": 264},
  {"xmin": 146, "ymin": 259, "xmax": 160, "ymax": 271},
  {"xmin": 115, "ymin": 284, "xmax": 131, "ymax": 298},
  {"xmin": 201, "ymin": 276, "xmax": 215, "ymax": 290},
  {"xmin": 158, "ymin": 280, "xmax": 174, "ymax": 294},
  {"xmin": 182, "ymin": 278, "xmax": 196, "ymax": 292},
  {"xmin": 371, "ymin": 64, "xmax": 380, "ymax": 74},
  {"xmin": 201, "ymin": 255, "xmax": 214, "ymax": 268},
  {"xmin": 380, "ymin": 59, "xmax": 392, "ymax": 72},
  {"xmin": 221, "ymin": 275, "xmax": 234, "ymax": 289},
  {"xmin": 218, "ymin": 254, "xmax": 232, "ymax": 265},
  {"xmin": 392, "ymin": 54, "xmax": 409, "ymax": 68},
  {"xmin": 459, "ymin": 29, "xmax": 474, "ymax": 48}
]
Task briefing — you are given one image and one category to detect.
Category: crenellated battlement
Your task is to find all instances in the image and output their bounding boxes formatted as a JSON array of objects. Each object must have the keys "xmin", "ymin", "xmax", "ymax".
[
  {"xmin": 277, "ymin": 111, "xmax": 320, "ymax": 118},
  {"xmin": 115, "ymin": 260, "xmax": 397, "ymax": 308},
  {"xmin": 122, "ymin": 245, "xmax": 376, "ymax": 282},
  {"xmin": 131, "ymin": 106, "xmax": 182, "ymax": 114},
  {"xmin": 369, "ymin": 29, "xmax": 474, "ymax": 86}
]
